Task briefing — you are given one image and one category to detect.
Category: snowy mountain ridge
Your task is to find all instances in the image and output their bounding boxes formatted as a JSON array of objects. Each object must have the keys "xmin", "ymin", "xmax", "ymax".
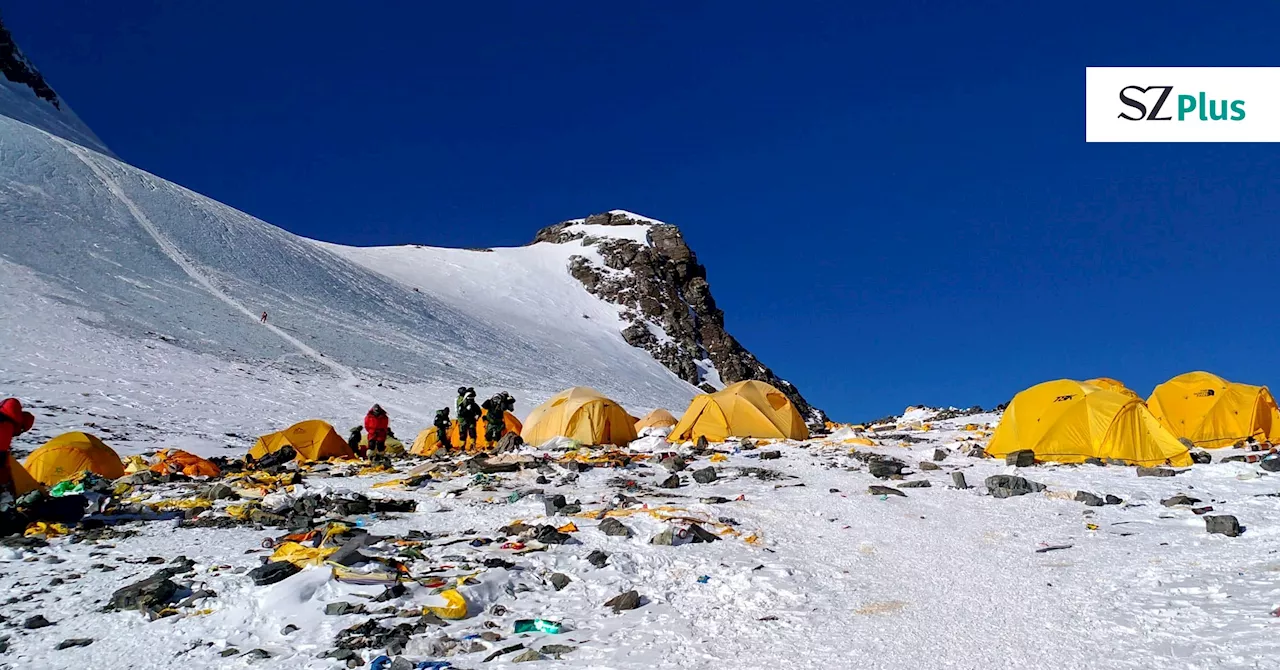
[{"xmin": 0, "ymin": 24, "xmax": 823, "ymax": 450}]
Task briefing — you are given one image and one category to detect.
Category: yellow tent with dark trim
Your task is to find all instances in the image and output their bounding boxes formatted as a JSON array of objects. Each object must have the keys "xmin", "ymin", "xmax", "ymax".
[
  {"xmin": 1147, "ymin": 371, "xmax": 1280, "ymax": 448},
  {"xmin": 1085, "ymin": 377, "xmax": 1142, "ymax": 401},
  {"xmin": 635, "ymin": 408, "xmax": 678, "ymax": 432},
  {"xmin": 521, "ymin": 387, "xmax": 637, "ymax": 447},
  {"xmin": 986, "ymin": 379, "xmax": 1191, "ymax": 466},
  {"xmin": 669, "ymin": 380, "xmax": 809, "ymax": 443},
  {"xmin": 7, "ymin": 454, "xmax": 43, "ymax": 495},
  {"xmin": 409, "ymin": 410, "xmax": 523, "ymax": 456},
  {"xmin": 24, "ymin": 432, "xmax": 126, "ymax": 485},
  {"xmin": 250, "ymin": 419, "xmax": 354, "ymax": 462}
]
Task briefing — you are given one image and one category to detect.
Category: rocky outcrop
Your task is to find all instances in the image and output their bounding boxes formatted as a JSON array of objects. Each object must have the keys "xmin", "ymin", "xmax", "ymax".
[
  {"xmin": 534, "ymin": 211, "xmax": 827, "ymax": 425},
  {"xmin": 0, "ymin": 14, "xmax": 60, "ymax": 108}
]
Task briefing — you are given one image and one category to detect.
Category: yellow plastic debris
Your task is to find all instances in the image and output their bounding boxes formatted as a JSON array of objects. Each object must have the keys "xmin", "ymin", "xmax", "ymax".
[
  {"xmin": 270, "ymin": 541, "xmax": 338, "ymax": 567},
  {"xmin": 709, "ymin": 453, "xmax": 729, "ymax": 463},
  {"xmin": 149, "ymin": 497, "xmax": 213, "ymax": 511},
  {"xmin": 426, "ymin": 589, "xmax": 468, "ymax": 620},
  {"xmin": 123, "ymin": 454, "xmax": 152, "ymax": 474},
  {"xmin": 556, "ymin": 522, "xmax": 578, "ymax": 533},
  {"xmin": 226, "ymin": 503, "xmax": 260, "ymax": 521},
  {"xmin": 843, "ymin": 437, "xmax": 876, "ymax": 447},
  {"xmin": 24, "ymin": 521, "xmax": 69, "ymax": 539}
]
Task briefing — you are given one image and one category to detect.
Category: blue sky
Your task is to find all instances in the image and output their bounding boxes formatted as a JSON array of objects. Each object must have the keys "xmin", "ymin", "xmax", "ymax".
[{"xmin": 8, "ymin": 1, "xmax": 1280, "ymax": 421}]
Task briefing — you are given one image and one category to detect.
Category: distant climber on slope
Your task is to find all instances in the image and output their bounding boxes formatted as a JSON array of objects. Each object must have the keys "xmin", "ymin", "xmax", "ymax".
[
  {"xmin": 363, "ymin": 405, "xmax": 390, "ymax": 460},
  {"xmin": 0, "ymin": 398, "xmax": 35, "ymax": 496},
  {"xmin": 433, "ymin": 408, "xmax": 452, "ymax": 452},
  {"xmin": 260, "ymin": 311, "xmax": 268, "ymax": 324},
  {"xmin": 457, "ymin": 390, "xmax": 481, "ymax": 451}
]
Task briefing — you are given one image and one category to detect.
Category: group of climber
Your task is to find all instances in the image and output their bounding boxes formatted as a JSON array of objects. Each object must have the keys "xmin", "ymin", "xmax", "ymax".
[{"xmin": 345, "ymin": 388, "xmax": 516, "ymax": 461}]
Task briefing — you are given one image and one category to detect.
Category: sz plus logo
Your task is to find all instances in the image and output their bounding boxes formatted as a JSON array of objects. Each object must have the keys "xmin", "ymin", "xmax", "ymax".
[
  {"xmin": 1117, "ymin": 86, "xmax": 1245, "ymax": 122},
  {"xmin": 1086, "ymin": 68, "xmax": 1278, "ymax": 142}
]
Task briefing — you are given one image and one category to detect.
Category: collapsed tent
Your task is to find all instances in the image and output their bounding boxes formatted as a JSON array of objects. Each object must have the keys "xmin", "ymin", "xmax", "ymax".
[
  {"xmin": 521, "ymin": 387, "xmax": 637, "ymax": 447},
  {"xmin": 250, "ymin": 419, "xmax": 354, "ymax": 462},
  {"xmin": 635, "ymin": 408, "xmax": 678, "ymax": 432},
  {"xmin": 7, "ymin": 454, "xmax": 43, "ymax": 495},
  {"xmin": 986, "ymin": 379, "xmax": 1191, "ymax": 467},
  {"xmin": 149, "ymin": 449, "xmax": 221, "ymax": 478},
  {"xmin": 23, "ymin": 432, "xmax": 126, "ymax": 485},
  {"xmin": 669, "ymin": 380, "xmax": 809, "ymax": 443},
  {"xmin": 409, "ymin": 410, "xmax": 523, "ymax": 456},
  {"xmin": 1147, "ymin": 371, "xmax": 1280, "ymax": 448},
  {"xmin": 1084, "ymin": 377, "xmax": 1142, "ymax": 401}
]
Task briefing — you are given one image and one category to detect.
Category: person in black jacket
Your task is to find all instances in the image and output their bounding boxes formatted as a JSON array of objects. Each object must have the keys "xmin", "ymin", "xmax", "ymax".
[
  {"xmin": 433, "ymin": 408, "xmax": 452, "ymax": 452},
  {"xmin": 457, "ymin": 390, "xmax": 481, "ymax": 450},
  {"xmin": 481, "ymin": 394, "xmax": 507, "ymax": 444}
]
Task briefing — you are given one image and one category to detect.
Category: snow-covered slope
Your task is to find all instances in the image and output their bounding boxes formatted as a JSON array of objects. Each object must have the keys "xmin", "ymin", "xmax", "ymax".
[{"xmin": 0, "ymin": 111, "xmax": 697, "ymax": 448}]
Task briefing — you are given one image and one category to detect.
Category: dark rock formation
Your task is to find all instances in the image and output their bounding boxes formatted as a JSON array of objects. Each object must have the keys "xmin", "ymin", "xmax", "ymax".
[
  {"xmin": 534, "ymin": 211, "xmax": 826, "ymax": 424},
  {"xmin": 0, "ymin": 14, "xmax": 60, "ymax": 108}
]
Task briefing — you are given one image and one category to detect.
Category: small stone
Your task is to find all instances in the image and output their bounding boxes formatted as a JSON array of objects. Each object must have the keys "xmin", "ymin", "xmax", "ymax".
[
  {"xmin": 1261, "ymin": 458, "xmax": 1280, "ymax": 472},
  {"xmin": 660, "ymin": 456, "xmax": 687, "ymax": 472},
  {"xmin": 951, "ymin": 472, "xmax": 970, "ymax": 489},
  {"xmin": 1161, "ymin": 494, "xmax": 1201, "ymax": 507},
  {"xmin": 1137, "ymin": 467, "xmax": 1177, "ymax": 478},
  {"xmin": 544, "ymin": 494, "xmax": 567, "ymax": 516},
  {"xmin": 533, "ymin": 525, "xmax": 572, "ymax": 545},
  {"xmin": 203, "ymin": 483, "xmax": 237, "ymax": 500},
  {"xmin": 535, "ymin": 476, "xmax": 549, "ymax": 485},
  {"xmin": 1074, "ymin": 491, "xmax": 1104, "ymax": 507},
  {"xmin": 389, "ymin": 657, "xmax": 414, "ymax": 670},
  {"xmin": 539, "ymin": 644, "xmax": 576, "ymax": 657},
  {"xmin": 604, "ymin": 589, "xmax": 641, "ymax": 612},
  {"xmin": 868, "ymin": 460, "xmax": 904, "ymax": 479},
  {"xmin": 898, "ymin": 480, "xmax": 931, "ymax": 488},
  {"xmin": 759, "ymin": 450, "xmax": 781, "ymax": 460},
  {"xmin": 1084, "ymin": 457, "xmax": 1106, "ymax": 466},
  {"xmin": 1205, "ymin": 515, "xmax": 1243, "ymax": 537},
  {"xmin": 985, "ymin": 475, "xmax": 1045, "ymax": 498},
  {"xmin": 221, "ymin": 649, "xmax": 240, "ymax": 658},
  {"xmin": 512, "ymin": 649, "xmax": 544, "ymax": 663},
  {"xmin": 243, "ymin": 649, "xmax": 271, "ymax": 660},
  {"xmin": 325, "ymin": 602, "xmax": 363, "ymax": 616},
  {"xmin": 932, "ymin": 448, "xmax": 948, "ymax": 462},
  {"xmin": 1220, "ymin": 455, "xmax": 1248, "ymax": 463},
  {"xmin": 55, "ymin": 638, "xmax": 94, "ymax": 650},
  {"xmin": 598, "ymin": 518, "xmax": 632, "ymax": 537},
  {"xmin": 692, "ymin": 467, "xmax": 718, "ymax": 484},
  {"xmin": 1189, "ymin": 450, "xmax": 1212, "ymax": 464},
  {"xmin": 1104, "ymin": 495, "xmax": 1123, "ymax": 505},
  {"xmin": 1005, "ymin": 450, "xmax": 1035, "ymax": 467},
  {"xmin": 658, "ymin": 474, "xmax": 681, "ymax": 488},
  {"xmin": 868, "ymin": 485, "xmax": 906, "ymax": 497},
  {"xmin": 586, "ymin": 550, "xmax": 610, "ymax": 568},
  {"xmin": 549, "ymin": 573, "xmax": 571, "ymax": 591},
  {"xmin": 481, "ymin": 631, "xmax": 503, "ymax": 642},
  {"xmin": 281, "ymin": 624, "xmax": 299, "ymax": 636},
  {"xmin": 918, "ymin": 461, "xmax": 941, "ymax": 471},
  {"xmin": 23, "ymin": 614, "xmax": 53, "ymax": 629},
  {"xmin": 249, "ymin": 561, "xmax": 299, "ymax": 586}
]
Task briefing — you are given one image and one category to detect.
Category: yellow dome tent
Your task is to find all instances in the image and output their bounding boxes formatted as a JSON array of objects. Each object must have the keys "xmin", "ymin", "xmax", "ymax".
[
  {"xmin": 635, "ymin": 408, "xmax": 678, "ymax": 432},
  {"xmin": 986, "ymin": 379, "xmax": 1191, "ymax": 467},
  {"xmin": 669, "ymin": 380, "xmax": 810, "ymax": 443},
  {"xmin": 249, "ymin": 419, "xmax": 354, "ymax": 462},
  {"xmin": 409, "ymin": 410, "xmax": 523, "ymax": 456},
  {"xmin": 7, "ymin": 454, "xmax": 43, "ymax": 495},
  {"xmin": 1147, "ymin": 371, "xmax": 1280, "ymax": 448},
  {"xmin": 521, "ymin": 387, "xmax": 637, "ymax": 447},
  {"xmin": 24, "ymin": 432, "xmax": 126, "ymax": 485},
  {"xmin": 1085, "ymin": 377, "xmax": 1142, "ymax": 401}
]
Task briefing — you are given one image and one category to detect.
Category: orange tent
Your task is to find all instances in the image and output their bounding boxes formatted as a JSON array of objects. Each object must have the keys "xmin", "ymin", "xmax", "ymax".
[{"xmin": 149, "ymin": 449, "xmax": 221, "ymax": 478}]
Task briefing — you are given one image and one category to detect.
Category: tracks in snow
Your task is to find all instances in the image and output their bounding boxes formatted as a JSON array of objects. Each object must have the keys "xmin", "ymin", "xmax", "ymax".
[{"xmin": 60, "ymin": 139, "xmax": 425, "ymax": 422}]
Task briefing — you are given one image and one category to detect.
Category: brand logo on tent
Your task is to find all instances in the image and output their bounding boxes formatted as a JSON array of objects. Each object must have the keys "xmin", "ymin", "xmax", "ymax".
[
  {"xmin": 1053, "ymin": 395, "xmax": 1076, "ymax": 402},
  {"xmin": 1194, "ymin": 389, "xmax": 1216, "ymax": 397}
]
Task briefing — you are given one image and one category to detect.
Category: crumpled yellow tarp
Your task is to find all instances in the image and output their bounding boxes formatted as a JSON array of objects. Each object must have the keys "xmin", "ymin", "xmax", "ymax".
[
  {"xmin": 709, "ymin": 453, "xmax": 728, "ymax": 463},
  {"xmin": 426, "ymin": 588, "xmax": 468, "ymax": 620},
  {"xmin": 148, "ymin": 497, "xmax": 213, "ymax": 511},
  {"xmin": 24, "ymin": 521, "xmax": 69, "ymax": 538},
  {"xmin": 270, "ymin": 541, "xmax": 338, "ymax": 567}
]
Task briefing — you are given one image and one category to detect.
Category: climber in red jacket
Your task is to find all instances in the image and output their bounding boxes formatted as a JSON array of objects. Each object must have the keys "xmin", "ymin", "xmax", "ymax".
[
  {"xmin": 0, "ymin": 398, "xmax": 35, "ymax": 496},
  {"xmin": 362, "ymin": 404, "xmax": 390, "ymax": 460}
]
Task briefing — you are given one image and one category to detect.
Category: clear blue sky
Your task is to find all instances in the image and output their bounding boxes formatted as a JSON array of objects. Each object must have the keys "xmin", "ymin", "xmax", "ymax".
[{"xmin": 8, "ymin": 1, "xmax": 1280, "ymax": 421}]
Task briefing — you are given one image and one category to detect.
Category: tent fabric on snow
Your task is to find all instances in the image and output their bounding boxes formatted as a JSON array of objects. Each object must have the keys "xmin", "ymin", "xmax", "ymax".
[
  {"xmin": 1084, "ymin": 377, "xmax": 1142, "ymax": 401},
  {"xmin": 150, "ymin": 449, "xmax": 220, "ymax": 478},
  {"xmin": 1147, "ymin": 371, "xmax": 1280, "ymax": 448},
  {"xmin": 986, "ymin": 379, "xmax": 1191, "ymax": 467},
  {"xmin": 23, "ymin": 432, "xmax": 126, "ymax": 485},
  {"xmin": 7, "ymin": 454, "xmax": 43, "ymax": 495},
  {"xmin": 521, "ymin": 387, "xmax": 637, "ymax": 447},
  {"xmin": 409, "ymin": 410, "xmax": 523, "ymax": 456},
  {"xmin": 635, "ymin": 408, "xmax": 678, "ymax": 432},
  {"xmin": 669, "ymin": 380, "xmax": 809, "ymax": 443},
  {"xmin": 249, "ymin": 419, "xmax": 354, "ymax": 462}
]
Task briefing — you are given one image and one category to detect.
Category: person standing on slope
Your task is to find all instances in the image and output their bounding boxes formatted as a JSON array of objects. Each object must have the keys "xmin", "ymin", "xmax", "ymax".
[
  {"xmin": 0, "ymin": 398, "xmax": 35, "ymax": 496},
  {"xmin": 347, "ymin": 425, "xmax": 363, "ymax": 457},
  {"xmin": 433, "ymin": 408, "xmax": 453, "ymax": 452},
  {"xmin": 363, "ymin": 405, "xmax": 390, "ymax": 460},
  {"xmin": 481, "ymin": 392, "xmax": 513, "ymax": 444},
  {"xmin": 260, "ymin": 311, "xmax": 268, "ymax": 324},
  {"xmin": 457, "ymin": 390, "xmax": 481, "ymax": 451}
]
